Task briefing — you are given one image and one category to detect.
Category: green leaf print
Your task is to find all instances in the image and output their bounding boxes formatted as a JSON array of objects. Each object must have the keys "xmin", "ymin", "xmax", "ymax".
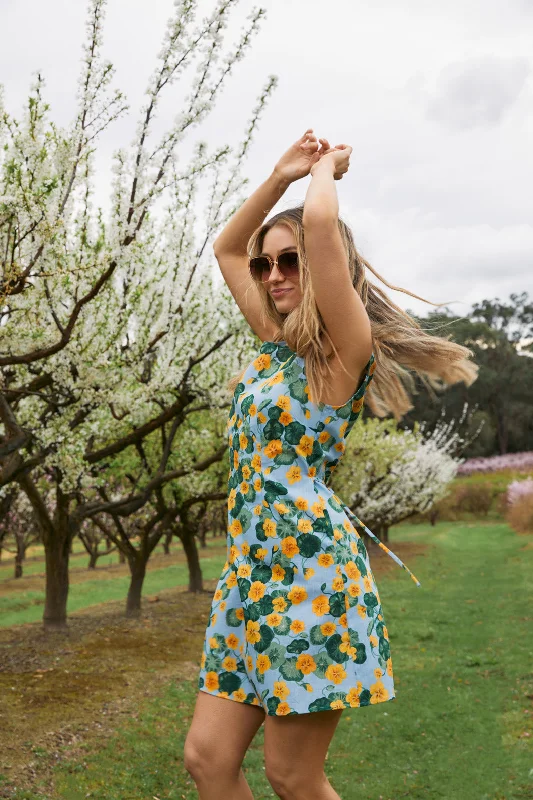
[
  {"xmin": 237, "ymin": 507, "xmax": 252, "ymax": 533},
  {"xmin": 225, "ymin": 608, "xmax": 243, "ymax": 627},
  {"xmin": 286, "ymin": 638, "xmax": 310, "ymax": 654},
  {"xmin": 263, "ymin": 642, "xmax": 286, "ymax": 668},
  {"xmin": 251, "ymin": 563, "xmax": 273, "ymax": 583},
  {"xmin": 309, "ymin": 698, "xmax": 333, "ymax": 712},
  {"xmin": 284, "ymin": 420, "xmax": 307, "ymax": 444},
  {"xmin": 276, "ymin": 518, "xmax": 298, "ymax": 538},
  {"xmin": 310, "ymin": 624, "xmax": 328, "ymax": 645},
  {"xmin": 281, "ymin": 568, "xmax": 295, "ymax": 586},
  {"xmin": 267, "ymin": 696, "xmax": 281, "ymax": 714},
  {"xmin": 275, "ymin": 615, "xmax": 292, "ymax": 635},
  {"xmin": 279, "ymin": 657, "xmax": 304, "ymax": 682},
  {"xmin": 364, "ymin": 592, "xmax": 378, "ymax": 610},
  {"xmin": 249, "ymin": 543, "xmax": 267, "ymax": 562},
  {"xmin": 258, "ymin": 594, "xmax": 274, "ymax": 615},
  {"xmin": 359, "ymin": 689, "xmax": 371, "ymax": 706},
  {"xmin": 327, "ymin": 495, "xmax": 344, "ymax": 513},
  {"xmin": 240, "ymin": 394, "xmax": 255, "ymax": 417},
  {"xmin": 263, "ymin": 480, "xmax": 288, "ymax": 497},
  {"xmin": 230, "ymin": 492, "xmax": 244, "ymax": 519},
  {"xmin": 307, "ymin": 439, "xmax": 325, "ymax": 467},
  {"xmin": 273, "ymin": 446, "xmax": 297, "ymax": 465},
  {"xmin": 353, "ymin": 643, "xmax": 367, "ymax": 664},
  {"xmin": 313, "ymin": 652, "xmax": 335, "ymax": 679},
  {"xmin": 367, "ymin": 618, "xmax": 374, "ymax": 637},
  {"xmin": 254, "ymin": 624, "xmax": 275, "ymax": 653},
  {"xmin": 247, "ymin": 603, "xmax": 262, "ymax": 622},
  {"xmin": 263, "ymin": 418, "xmax": 284, "ymax": 440},
  {"xmin": 329, "ymin": 591, "xmax": 347, "ymax": 618},
  {"xmin": 379, "ymin": 637, "xmax": 391, "ymax": 661},
  {"xmin": 267, "ymin": 405, "xmax": 282, "ymax": 421},
  {"xmin": 255, "ymin": 669, "xmax": 265, "ymax": 684},
  {"xmin": 312, "ymin": 515, "xmax": 333, "ymax": 537},
  {"xmin": 254, "ymin": 520, "xmax": 268, "ymax": 541},
  {"xmin": 257, "ymin": 398, "xmax": 271, "ymax": 412},
  {"xmin": 237, "ymin": 577, "xmax": 251, "ymax": 602},
  {"xmin": 355, "ymin": 556, "xmax": 368, "ymax": 577},
  {"xmin": 288, "ymin": 378, "xmax": 308, "ymax": 404},
  {"xmin": 347, "ymin": 628, "xmax": 360, "ymax": 646},
  {"xmin": 204, "ymin": 653, "xmax": 223, "ymax": 672},
  {"xmin": 325, "ymin": 633, "xmax": 349, "ymax": 663},
  {"xmin": 296, "ymin": 533, "xmax": 322, "ymax": 558},
  {"xmin": 218, "ymin": 672, "xmax": 242, "ymax": 694},
  {"xmin": 282, "ymin": 359, "xmax": 301, "ymax": 383}
]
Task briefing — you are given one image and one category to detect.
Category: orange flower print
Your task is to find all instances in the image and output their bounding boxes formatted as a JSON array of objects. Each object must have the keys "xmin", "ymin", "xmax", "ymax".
[
  {"xmin": 312, "ymin": 595, "xmax": 330, "ymax": 616},
  {"xmin": 296, "ymin": 654, "xmax": 317, "ymax": 674},
  {"xmin": 288, "ymin": 585, "xmax": 308, "ymax": 604},
  {"xmin": 281, "ymin": 536, "xmax": 300, "ymax": 557},
  {"xmin": 295, "ymin": 435, "xmax": 314, "ymax": 457},
  {"xmin": 325, "ymin": 664, "xmax": 348, "ymax": 685},
  {"xmin": 286, "ymin": 465, "xmax": 302, "ymax": 484}
]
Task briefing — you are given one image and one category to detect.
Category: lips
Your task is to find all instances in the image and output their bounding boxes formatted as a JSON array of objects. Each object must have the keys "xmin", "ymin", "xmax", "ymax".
[{"xmin": 271, "ymin": 289, "xmax": 292, "ymax": 297}]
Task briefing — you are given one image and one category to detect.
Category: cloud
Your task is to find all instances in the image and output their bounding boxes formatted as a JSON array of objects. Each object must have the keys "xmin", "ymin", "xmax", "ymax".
[{"xmin": 426, "ymin": 55, "xmax": 531, "ymax": 130}]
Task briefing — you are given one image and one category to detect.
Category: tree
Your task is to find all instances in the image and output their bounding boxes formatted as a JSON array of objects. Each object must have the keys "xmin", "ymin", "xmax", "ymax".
[
  {"xmin": 0, "ymin": 0, "xmax": 275, "ymax": 628},
  {"xmin": 400, "ymin": 293, "xmax": 533, "ymax": 456},
  {"xmin": 332, "ymin": 414, "xmax": 468, "ymax": 542}
]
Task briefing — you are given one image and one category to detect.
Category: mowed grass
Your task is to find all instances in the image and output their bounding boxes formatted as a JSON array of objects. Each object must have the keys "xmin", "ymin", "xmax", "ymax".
[
  {"xmin": 4, "ymin": 520, "xmax": 531, "ymax": 800},
  {"xmin": 0, "ymin": 538, "xmax": 227, "ymax": 627}
]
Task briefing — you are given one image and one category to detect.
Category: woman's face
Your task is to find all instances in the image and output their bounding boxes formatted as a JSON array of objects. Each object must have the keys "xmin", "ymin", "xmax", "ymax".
[{"xmin": 260, "ymin": 224, "xmax": 303, "ymax": 313}]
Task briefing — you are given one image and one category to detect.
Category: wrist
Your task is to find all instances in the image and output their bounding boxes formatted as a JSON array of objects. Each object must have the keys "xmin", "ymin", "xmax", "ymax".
[
  {"xmin": 271, "ymin": 168, "xmax": 292, "ymax": 190},
  {"xmin": 310, "ymin": 159, "xmax": 335, "ymax": 178}
]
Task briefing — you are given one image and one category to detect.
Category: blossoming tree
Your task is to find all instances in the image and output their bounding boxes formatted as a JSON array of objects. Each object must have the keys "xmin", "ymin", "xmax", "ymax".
[
  {"xmin": 0, "ymin": 0, "xmax": 274, "ymax": 628},
  {"xmin": 331, "ymin": 411, "xmax": 471, "ymax": 542}
]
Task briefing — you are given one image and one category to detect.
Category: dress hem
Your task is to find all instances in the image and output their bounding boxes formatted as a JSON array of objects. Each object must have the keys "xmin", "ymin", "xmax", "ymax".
[{"xmin": 197, "ymin": 684, "xmax": 397, "ymax": 716}]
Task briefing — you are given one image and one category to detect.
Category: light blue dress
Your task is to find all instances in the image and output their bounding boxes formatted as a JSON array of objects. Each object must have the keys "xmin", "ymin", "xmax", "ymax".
[{"xmin": 197, "ymin": 339, "xmax": 421, "ymax": 715}]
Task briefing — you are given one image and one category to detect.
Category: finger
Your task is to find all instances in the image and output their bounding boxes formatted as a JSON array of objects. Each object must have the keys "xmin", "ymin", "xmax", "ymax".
[{"xmin": 299, "ymin": 128, "xmax": 314, "ymax": 142}]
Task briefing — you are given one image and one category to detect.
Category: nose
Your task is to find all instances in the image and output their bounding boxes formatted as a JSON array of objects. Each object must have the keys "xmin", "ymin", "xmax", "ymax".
[{"xmin": 268, "ymin": 262, "xmax": 285, "ymax": 282}]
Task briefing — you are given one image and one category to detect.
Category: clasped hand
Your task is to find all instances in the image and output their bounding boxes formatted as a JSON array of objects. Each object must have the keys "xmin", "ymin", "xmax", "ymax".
[{"xmin": 274, "ymin": 128, "xmax": 352, "ymax": 183}]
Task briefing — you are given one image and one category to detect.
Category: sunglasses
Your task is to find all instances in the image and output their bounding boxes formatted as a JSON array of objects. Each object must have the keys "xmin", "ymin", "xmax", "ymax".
[{"xmin": 249, "ymin": 251, "xmax": 299, "ymax": 283}]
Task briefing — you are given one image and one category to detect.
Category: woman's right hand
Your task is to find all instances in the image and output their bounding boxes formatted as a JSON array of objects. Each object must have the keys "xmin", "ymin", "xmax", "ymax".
[{"xmin": 273, "ymin": 129, "xmax": 322, "ymax": 183}]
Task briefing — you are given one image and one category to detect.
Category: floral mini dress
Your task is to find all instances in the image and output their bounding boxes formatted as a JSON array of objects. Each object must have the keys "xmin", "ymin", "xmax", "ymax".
[{"xmin": 197, "ymin": 339, "xmax": 421, "ymax": 716}]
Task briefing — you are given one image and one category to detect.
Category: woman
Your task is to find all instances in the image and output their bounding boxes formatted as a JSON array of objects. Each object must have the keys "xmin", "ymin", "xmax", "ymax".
[{"xmin": 184, "ymin": 130, "xmax": 477, "ymax": 799}]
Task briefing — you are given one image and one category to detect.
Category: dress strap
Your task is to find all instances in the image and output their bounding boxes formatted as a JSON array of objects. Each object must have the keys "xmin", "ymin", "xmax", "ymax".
[{"xmin": 343, "ymin": 505, "xmax": 422, "ymax": 587}]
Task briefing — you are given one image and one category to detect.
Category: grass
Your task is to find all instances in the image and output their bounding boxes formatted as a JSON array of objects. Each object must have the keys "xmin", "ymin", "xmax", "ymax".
[
  {"xmin": 1, "ymin": 521, "xmax": 532, "ymax": 799},
  {"xmin": 0, "ymin": 539, "xmax": 228, "ymax": 627}
]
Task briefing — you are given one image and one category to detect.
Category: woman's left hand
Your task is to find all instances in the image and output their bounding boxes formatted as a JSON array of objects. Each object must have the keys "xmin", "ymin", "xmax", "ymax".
[{"xmin": 309, "ymin": 139, "xmax": 352, "ymax": 180}]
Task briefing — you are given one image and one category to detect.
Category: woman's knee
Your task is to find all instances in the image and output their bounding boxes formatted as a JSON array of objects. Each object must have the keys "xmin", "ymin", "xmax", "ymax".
[
  {"xmin": 265, "ymin": 757, "xmax": 327, "ymax": 799},
  {"xmin": 183, "ymin": 723, "xmax": 250, "ymax": 781}
]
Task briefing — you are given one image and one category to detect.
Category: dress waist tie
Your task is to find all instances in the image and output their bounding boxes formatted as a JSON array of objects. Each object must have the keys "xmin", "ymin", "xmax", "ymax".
[
  {"xmin": 342, "ymin": 504, "xmax": 421, "ymax": 587},
  {"xmin": 314, "ymin": 479, "xmax": 421, "ymax": 588}
]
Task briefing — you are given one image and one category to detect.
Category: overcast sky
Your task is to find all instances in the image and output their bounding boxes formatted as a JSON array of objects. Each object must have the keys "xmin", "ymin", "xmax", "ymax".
[{"xmin": 1, "ymin": 0, "xmax": 532, "ymax": 317}]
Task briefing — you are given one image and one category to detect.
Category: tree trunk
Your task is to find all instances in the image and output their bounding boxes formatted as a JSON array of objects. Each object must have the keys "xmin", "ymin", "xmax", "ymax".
[
  {"xmin": 119, "ymin": 549, "xmax": 126, "ymax": 564},
  {"xmin": 43, "ymin": 525, "xmax": 71, "ymax": 630},
  {"xmin": 180, "ymin": 528, "xmax": 203, "ymax": 592},
  {"xmin": 126, "ymin": 557, "xmax": 147, "ymax": 617},
  {"xmin": 88, "ymin": 550, "xmax": 98, "ymax": 569},
  {"xmin": 14, "ymin": 536, "xmax": 25, "ymax": 578},
  {"xmin": 163, "ymin": 530, "xmax": 172, "ymax": 555},
  {"xmin": 495, "ymin": 407, "xmax": 508, "ymax": 455}
]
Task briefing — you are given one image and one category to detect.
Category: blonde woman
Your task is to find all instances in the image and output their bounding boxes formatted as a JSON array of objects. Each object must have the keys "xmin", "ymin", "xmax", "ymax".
[{"xmin": 184, "ymin": 129, "xmax": 477, "ymax": 799}]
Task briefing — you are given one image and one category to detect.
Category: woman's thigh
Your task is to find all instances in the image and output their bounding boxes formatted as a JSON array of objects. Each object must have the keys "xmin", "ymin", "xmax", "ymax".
[
  {"xmin": 263, "ymin": 709, "xmax": 343, "ymax": 781},
  {"xmin": 184, "ymin": 690, "xmax": 266, "ymax": 773}
]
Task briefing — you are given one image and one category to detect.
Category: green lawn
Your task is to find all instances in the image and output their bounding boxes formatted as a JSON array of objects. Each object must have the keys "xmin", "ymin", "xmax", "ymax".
[
  {"xmin": 0, "ymin": 541, "xmax": 226, "ymax": 627},
  {"xmin": 5, "ymin": 520, "xmax": 531, "ymax": 799}
]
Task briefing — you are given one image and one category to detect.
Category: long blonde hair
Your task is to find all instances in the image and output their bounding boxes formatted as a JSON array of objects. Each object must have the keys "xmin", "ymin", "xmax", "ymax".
[{"xmin": 227, "ymin": 204, "xmax": 478, "ymax": 420}]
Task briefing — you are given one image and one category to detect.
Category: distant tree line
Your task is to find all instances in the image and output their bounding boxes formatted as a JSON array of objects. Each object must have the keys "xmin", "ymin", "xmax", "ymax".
[{"xmin": 376, "ymin": 291, "xmax": 533, "ymax": 457}]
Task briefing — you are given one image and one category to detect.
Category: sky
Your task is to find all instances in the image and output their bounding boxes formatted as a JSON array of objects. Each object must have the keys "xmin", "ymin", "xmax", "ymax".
[{"xmin": 1, "ymin": 0, "xmax": 532, "ymax": 318}]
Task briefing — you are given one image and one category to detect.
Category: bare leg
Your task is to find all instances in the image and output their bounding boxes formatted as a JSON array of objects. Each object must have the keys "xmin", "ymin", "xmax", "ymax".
[
  {"xmin": 184, "ymin": 690, "xmax": 266, "ymax": 800},
  {"xmin": 263, "ymin": 709, "xmax": 344, "ymax": 800}
]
